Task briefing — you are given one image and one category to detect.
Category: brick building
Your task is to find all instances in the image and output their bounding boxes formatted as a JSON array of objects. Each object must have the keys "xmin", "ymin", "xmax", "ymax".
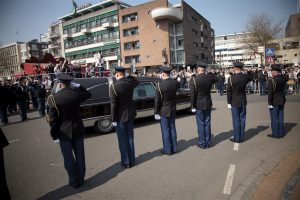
[{"xmin": 118, "ymin": 0, "xmax": 214, "ymax": 73}]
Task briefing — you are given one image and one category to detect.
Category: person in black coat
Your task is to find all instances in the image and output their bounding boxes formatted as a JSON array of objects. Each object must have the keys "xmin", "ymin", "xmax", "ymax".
[
  {"xmin": 47, "ymin": 73, "xmax": 91, "ymax": 188},
  {"xmin": 227, "ymin": 62, "xmax": 253, "ymax": 143},
  {"xmin": 0, "ymin": 128, "xmax": 11, "ymax": 200},
  {"xmin": 217, "ymin": 71, "xmax": 225, "ymax": 95},
  {"xmin": 0, "ymin": 84, "xmax": 14, "ymax": 125},
  {"xmin": 258, "ymin": 69, "xmax": 268, "ymax": 95},
  {"xmin": 267, "ymin": 64, "xmax": 289, "ymax": 138},
  {"xmin": 15, "ymin": 78, "xmax": 30, "ymax": 121},
  {"xmin": 34, "ymin": 79, "xmax": 47, "ymax": 117},
  {"xmin": 110, "ymin": 67, "xmax": 139, "ymax": 168},
  {"xmin": 154, "ymin": 67, "xmax": 180, "ymax": 155},
  {"xmin": 190, "ymin": 63, "xmax": 218, "ymax": 148}
]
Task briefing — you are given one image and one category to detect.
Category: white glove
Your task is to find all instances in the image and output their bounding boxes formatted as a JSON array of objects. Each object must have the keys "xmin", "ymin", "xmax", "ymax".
[
  {"xmin": 154, "ymin": 114, "xmax": 161, "ymax": 120},
  {"xmin": 71, "ymin": 82, "xmax": 80, "ymax": 88},
  {"xmin": 191, "ymin": 108, "xmax": 196, "ymax": 113},
  {"xmin": 112, "ymin": 122, "xmax": 117, "ymax": 126},
  {"xmin": 227, "ymin": 104, "xmax": 232, "ymax": 109},
  {"xmin": 54, "ymin": 139, "xmax": 60, "ymax": 144},
  {"xmin": 268, "ymin": 105, "xmax": 273, "ymax": 109}
]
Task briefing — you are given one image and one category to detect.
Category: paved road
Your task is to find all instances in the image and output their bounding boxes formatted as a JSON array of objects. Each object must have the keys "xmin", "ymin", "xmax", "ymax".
[{"xmin": 1, "ymin": 94, "xmax": 300, "ymax": 200}]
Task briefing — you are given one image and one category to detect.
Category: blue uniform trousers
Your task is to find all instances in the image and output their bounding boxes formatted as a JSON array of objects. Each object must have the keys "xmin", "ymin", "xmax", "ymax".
[
  {"xmin": 195, "ymin": 109, "xmax": 212, "ymax": 147},
  {"xmin": 269, "ymin": 105, "xmax": 284, "ymax": 138},
  {"xmin": 116, "ymin": 120, "xmax": 135, "ymax": 166},
  {"xmin": 231, "ymin": 104, "xmax": 246, "ymax": 142},
  {"xmin": 160, "ymin": 114, "xmax": 177, "ymax": 154},
  {"xmin": 59, "ymin": 136, "xmax": 85, "ymax": 186}
]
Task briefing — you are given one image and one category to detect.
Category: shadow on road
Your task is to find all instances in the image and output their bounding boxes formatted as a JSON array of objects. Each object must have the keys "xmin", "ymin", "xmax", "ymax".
[
  {"xmin": 284, "ymin": 122, "xmax": 297, "ymax": 137},
  {"xmin": 211, "ymin": 125, "xmax": 269, "ymax": 146},
  {"xmin": 211, "ymin": 130, "xmax": 233, "ymax": 147},
  {"xmin": 244, "ymin": 125, "xmax": 269, "ymax": 142},
  {"xmin": 36, "ymin": 137, "xmax": 198, "ymax": 200}
]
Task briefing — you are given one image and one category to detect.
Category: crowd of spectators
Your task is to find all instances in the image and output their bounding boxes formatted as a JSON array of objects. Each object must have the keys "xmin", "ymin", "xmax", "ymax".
[{"xmin": 0, "ymin": 62, "xmax": 299, "ymax": 125}]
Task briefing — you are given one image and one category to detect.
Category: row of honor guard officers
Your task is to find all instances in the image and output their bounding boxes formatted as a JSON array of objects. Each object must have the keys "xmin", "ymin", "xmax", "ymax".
[{"xmin": 47, "ymin": 62, "xmax": 288, "ymax": 188}]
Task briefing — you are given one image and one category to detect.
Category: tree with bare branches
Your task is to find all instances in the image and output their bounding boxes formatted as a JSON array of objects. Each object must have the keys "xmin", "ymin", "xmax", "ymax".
[{"xmin": 243, "ymin": 14, "xmax": 283, "ymax": 65}]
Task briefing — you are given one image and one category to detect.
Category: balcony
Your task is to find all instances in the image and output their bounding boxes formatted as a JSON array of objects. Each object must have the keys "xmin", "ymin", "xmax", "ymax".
[
  {"xmin": 102, "ymin": 22, "xmax": 114, "ymax": 28},
  {"xmin": 65, "ymin": 36, "xmax": 119, "ymax": 49},
  {"xmin": 49, "ymin": 32, "xmax": 60, "ymax": 38},
  {"xmin": 48, "ymin": 43, "xmax": 61, "ymax": 49},
  {"xmin": 151, "ymin": 7, "xmax": 183, "ymax": 22},
  {"xmin": 81, "ymin": 28, "xmax": 91, "ymax": 34},
  {"xmin": 63, "ymin": 33, "xmax": 72, "ymax": 39}
]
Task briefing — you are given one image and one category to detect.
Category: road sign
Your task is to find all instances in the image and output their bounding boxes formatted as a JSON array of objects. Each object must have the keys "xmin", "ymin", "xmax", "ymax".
[
  {"xmin": 257, "ymin": 46, "xmax": 264, "ymax": 53},
  {"xmin": 266, "ymin": 56, "xmax": 274, "ymax": 63},
  {"xmin": 265, "ymin": 48, "xmax": 275, "ymax": 56},
  {"xmin": 250, "ymin": 54, "xmax": 256, "ymax": 60}
]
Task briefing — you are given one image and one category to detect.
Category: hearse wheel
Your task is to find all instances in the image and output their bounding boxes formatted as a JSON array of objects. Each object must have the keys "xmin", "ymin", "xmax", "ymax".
[{"xmin": 94, "ymin": 118, "xmax": 114, "ymax": 134}]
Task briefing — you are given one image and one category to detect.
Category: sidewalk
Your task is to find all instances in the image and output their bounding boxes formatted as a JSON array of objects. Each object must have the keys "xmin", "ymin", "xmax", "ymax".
[{"xmin": 251, "ymin": 146, "xmax": 300, "ymax": 200}]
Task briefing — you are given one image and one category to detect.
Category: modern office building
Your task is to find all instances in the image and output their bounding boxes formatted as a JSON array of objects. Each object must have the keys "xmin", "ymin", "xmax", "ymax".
[
  {"xmin": 118, "ymin": 0, "xmax": 214, "ymax": 73},
  {"xmin": 0, "ymin": 42, "xmax": 24, "ymax": 77},
  {"xmin": 215, "ymin": 32, "xmax": 261, "ymax": 67},
  {"xmin": 215, "ymin": 32, "xmax": 300, "ymax": 67},
  {"xmin": 58, "ymin": 0, "xmax": 130, "ymax": 70}
]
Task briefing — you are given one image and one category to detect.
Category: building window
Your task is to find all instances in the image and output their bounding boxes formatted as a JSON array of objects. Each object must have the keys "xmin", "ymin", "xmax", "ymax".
[
  {"xmin": 201, "ymin": 53, "xmax": 205, "ymax": 59},
  {"xmin": 122, "ymin": 13, "xmax": 138, "ymax": 23},
  {"xmin": 176, "ymin": 36, "xmax": 184, "ymax": 49},
  {"xmin": 175, "ymin": 23, "xmax": 183, "ymax": 35},
  {"xmin": 193, "ymin": 55, "xmax": 199, "ymax": 59},
  {"xmin": 177, "ymin": 50, "xmax": 184, "ymax": 63},
  {"xmin": 192, "ymin": 29, "xmax": 198, "ymax": 35},
  {"xmin": 191, "ymin": 16, "xmax": 197, "ymax": 22},
  {"xmin": 124, "ymin": 41, "xmax": 140, "ymax": 50},
  {"xmin": 193, "ymin": 42, "xmax": 198, "ymax": 47},
  {"xmin": 283, "ymin": 41, "xmax": 299, "ymax": 50},
  {"xmin": 123, "ymin": 27, "xmax": 139, "ymax": 37},
  {"xmin": 125, "ymin": 55, "xmax": 140, "ymax": 64}
]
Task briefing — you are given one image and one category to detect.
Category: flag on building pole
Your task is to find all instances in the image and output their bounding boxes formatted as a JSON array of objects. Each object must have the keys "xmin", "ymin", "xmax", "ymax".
[{"xmin": 72, "ymin": 0, "xmax": 78, "ymax": 15}]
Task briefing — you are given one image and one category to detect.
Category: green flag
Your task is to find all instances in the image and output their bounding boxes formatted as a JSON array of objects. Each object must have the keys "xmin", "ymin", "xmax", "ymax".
[{"xmin": 72, "ymin": 0, "xmax": 78, "ymax": 15}]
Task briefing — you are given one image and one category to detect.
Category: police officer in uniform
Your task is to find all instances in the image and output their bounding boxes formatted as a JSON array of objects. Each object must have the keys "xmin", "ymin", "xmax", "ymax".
[
  {"xmin": 267, "ymin": 64, "xmax": 289, "ymax": 138},
  {"xmin": 154, "ymin": 67, "xmax": 180, "ymax": 155},
  {"xmin": 47, "ymin": 73, "xmax": 91, "ymax": 188},
  {"xmin": 227, "ymin": 62, "xmax": 253, "ymax": 143},
  {"xmin": 110, "ymin": 67, "xmax": 139, "ymax": 168},
  {"xmin": 190, "ymin": 63, "xmax": 218, "ymax": 149}
]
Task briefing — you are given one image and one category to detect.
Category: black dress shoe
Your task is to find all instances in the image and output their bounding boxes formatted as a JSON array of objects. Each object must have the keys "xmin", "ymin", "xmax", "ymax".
[
  {"xmin": 229, "ymin": 138, "xmax": 239, "ymax": 143},
  {"xmin": 197, "ymin": 144, "xmax": 206, "ymax": 149},
  {"xmin": 121, "ymin": 163, "xmax": 131, "ymax": 168},
  {"xmin": 160, "ymin": 149, "xmax": 172, "ymax": 155},
  {"xmin": 267, "ymin": 134, "xmax": 277, "ymax": 138}
]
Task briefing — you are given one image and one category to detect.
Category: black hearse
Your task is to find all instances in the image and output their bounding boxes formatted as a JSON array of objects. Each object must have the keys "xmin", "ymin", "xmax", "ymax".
[{"xmin": 52, "ymin": 76, "xmax": 190, "ymax": 134}]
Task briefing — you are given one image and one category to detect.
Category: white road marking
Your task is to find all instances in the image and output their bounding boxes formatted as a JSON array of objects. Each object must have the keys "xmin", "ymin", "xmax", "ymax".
[
  {"xmin": 233, "ymin": 143, "xmax": 239, "ymax": 151},
  {"xmin": 223, "ymin": 164, "xmax": 236, "ymax": 195},
  {"xmin": 9, "ymin": 139, "xmax": 19, "ymax": 143}
]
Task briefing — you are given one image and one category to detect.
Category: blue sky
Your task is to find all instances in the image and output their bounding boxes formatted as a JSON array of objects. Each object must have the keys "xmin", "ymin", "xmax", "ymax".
[{"xmin": 0, "ymin": 0, "xmax": 297, "ymax": 45}]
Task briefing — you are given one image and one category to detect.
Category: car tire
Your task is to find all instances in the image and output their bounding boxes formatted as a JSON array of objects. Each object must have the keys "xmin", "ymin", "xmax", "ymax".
[{"xmin": 94, "ymin": 118, "xmax": 114, "ymax": 134}]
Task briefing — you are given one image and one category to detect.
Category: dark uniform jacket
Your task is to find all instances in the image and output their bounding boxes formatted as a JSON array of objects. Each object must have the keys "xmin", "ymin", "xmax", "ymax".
[
  {"xmin": 190, "ymin": 73, "xmax": 218, "ymax": 110},
  {"xmin": 48, "ymin": 86, "xmax": 91, "ymax": 140},
  {"xmin": 110, "ymin": 76, "xmax": 139, "ymax": 123},
  {"xmin": 227, "ymin": 72, "xmax": 253, "ymax": 107},
  {"xmin": 267, "ymin": 74, "xmax": 289, "ymax": 106},
  {"xmin": 154, "ymin": 78, "xmax": 180, "ymax": 117}
]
